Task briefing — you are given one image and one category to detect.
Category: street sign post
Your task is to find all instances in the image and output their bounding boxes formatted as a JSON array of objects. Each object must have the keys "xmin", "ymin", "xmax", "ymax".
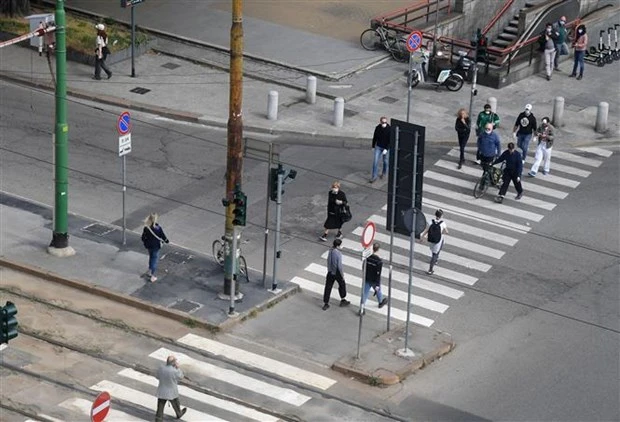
[
  {"xmin": 120, "ymin": 0, "xmax": 145, "ymax": 76},
  {"xmin": 357, "ymin": 221, "xmax": 376, "ymax": 359},
  {"xmin": 117, "ymin": 111, "xmax": 131, "ymax": 245},
  {"xmin": 405, "ymin": 30, "xmax": 423, "ymax": 124},
  {"xmin": 90, "ymin": 391, "xmax": 111, "ymax": 422}
]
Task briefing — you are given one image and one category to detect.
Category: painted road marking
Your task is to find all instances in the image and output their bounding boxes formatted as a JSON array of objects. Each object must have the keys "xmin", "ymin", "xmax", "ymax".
[
  {"xmin": 553, "ymin": 150, "xmax": 602, "ymax": 167},
  {"xmin": 59, "ymin": 398, "xmax": 147, "ymax": 421},
  {"xmin": 577, "ymin": 147, "xmax": 613, "ymax": 158}
]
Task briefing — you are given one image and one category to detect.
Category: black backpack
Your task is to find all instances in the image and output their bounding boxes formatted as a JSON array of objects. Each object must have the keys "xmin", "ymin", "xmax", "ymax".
[{"xmin": 427, "ymin": 220, "xmax": 443, "ymax": 243}]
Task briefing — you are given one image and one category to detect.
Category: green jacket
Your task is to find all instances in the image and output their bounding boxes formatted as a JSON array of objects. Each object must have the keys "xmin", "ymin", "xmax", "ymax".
[{"xmin": 476, "ymin": 110, "xmax": 500, "ymax": 133}]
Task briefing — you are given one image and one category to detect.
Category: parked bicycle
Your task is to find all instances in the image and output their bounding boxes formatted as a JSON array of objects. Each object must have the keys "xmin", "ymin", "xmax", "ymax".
[
  {"xmin": 360, "ymin": 22, "xmax": 408, "ymax": 62},
  {"xmin": 473, "ymin": 162, "xmax": 505, "ymax": 198},
  {"xmin": 212, "ymin": 235, "xmax": 249, "ymax": 282}
]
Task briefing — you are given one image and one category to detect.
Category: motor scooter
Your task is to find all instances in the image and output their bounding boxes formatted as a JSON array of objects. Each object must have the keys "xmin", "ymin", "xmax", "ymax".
[
  {"xmin": 405, "ymin": 47, "xmax": 464, "ymax": 91},
  {"xmin": 454, "ymin": 50, "xmax": 476, "ymax": 82}
]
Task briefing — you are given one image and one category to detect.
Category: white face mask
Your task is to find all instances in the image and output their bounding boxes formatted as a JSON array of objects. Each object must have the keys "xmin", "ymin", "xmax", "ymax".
[
  {"xmin": 546, "ymin": 28, "xmax": 552, "ymax": 33},
  {"xmin": 485, "ymin": 128, "xmax": 492, "ymax": 134},
  {"xmin": 485, "ymin": 110, "xmax": 491, "ymax": 114},
  {"xmin": 525, "ymin": 110, "xmax": 530, "ymax": 115},
  {"xmin": 332, "ymin": 188, "xmax": 339, "ymax": 194},
  {"xmin": 381, "ymin": 123, "xmax": 387, "ymax": 128}
]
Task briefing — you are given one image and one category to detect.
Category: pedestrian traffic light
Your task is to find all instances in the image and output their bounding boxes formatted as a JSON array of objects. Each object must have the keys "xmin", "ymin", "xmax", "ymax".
[
  {"xmin": 270, "ymin": 166, "xmax": 284, "ymax": 201},
  {"xmin": 0, "ymin": 301, "xmax": 18, "ymax": 344},
  {"xmin": 232, "ymin": 189, "xmax": 247, "ymax": 226}
]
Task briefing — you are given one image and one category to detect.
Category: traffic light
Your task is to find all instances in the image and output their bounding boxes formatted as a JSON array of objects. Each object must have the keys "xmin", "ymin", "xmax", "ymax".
[
  {"xmin": 269, "ymin": 166, "xmax": 282, "ymax": 201},
  {"xmin": 1, "ymin": 301, "xmax": 18, "ymax": 344},
  {"xmin": 232, "ymin": 189, "xmax": 247, "ymax": 226}
]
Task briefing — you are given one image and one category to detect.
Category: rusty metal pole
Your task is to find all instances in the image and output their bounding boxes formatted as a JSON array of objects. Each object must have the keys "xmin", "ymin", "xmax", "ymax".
[{"xmin": 224, "ymin": 0, "xmax": 244, "ymax": 296}]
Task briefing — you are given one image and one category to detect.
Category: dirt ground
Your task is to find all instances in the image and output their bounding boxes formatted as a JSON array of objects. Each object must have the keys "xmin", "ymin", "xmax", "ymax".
[{"xmin": 211, "ymin": 0, "xmax": 417, "ymax": 42}]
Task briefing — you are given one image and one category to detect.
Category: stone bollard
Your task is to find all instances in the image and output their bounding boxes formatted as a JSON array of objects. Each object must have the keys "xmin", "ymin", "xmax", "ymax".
[
  {"xmin": 552, "ymin": 96, "xmax": 565, "ymax": 127},
  {"xmin": 267, "ymin": 90, "xmax": 278, "ymax": 121},
  {"xmin": 595, "ymin": 102, "xmax": 609, "ymax": 133},
  {"xmin": 306, "ymin": 76, "xmax": 317, "ymax": 104},
  {"xmin": 333, "ymin": 97, "xmax": 344, "ymax": 127},
  {"xmin": 487, "ymin": 97, "xmax": 497, "ymax": 113}
]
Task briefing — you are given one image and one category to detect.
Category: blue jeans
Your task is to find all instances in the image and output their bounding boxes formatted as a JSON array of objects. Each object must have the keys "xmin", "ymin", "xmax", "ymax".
[
  {"xmin": 516, "ymin": 133, "xmax": 532, "ymax": 161},
  {"xmin": 148, "ymin": 248, "xmax": 161, "ymax": 275},
  {"xmin": 572, "ymin": 50, "xmax": 585, "ymax": 76},
  {"xmin": 371, "ymin": 146, "xmax": 388, "ymax": 180},
  {"xmin": 361, "ymin": 281, "xmax": 383, "ymax": 306}
]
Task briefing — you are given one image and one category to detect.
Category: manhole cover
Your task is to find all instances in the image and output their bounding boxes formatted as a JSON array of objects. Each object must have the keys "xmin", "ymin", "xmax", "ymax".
[
  {"xmin": 81, "ymin": 223, "xmax": 115, "ymax": 236},
  {"xmin": 169, "ymin": 299, "xmax": 202, "ymax": 313},
  {"xmin": 379, "ymin": 96, "xmax": 399, "ymax": 104},
  {"xmin": 162, "ymin": 251, "xmax": 192, "ymax": 264},
  {"xmin": 130, "ymin": 87, "xmax": 151, "ymax": 95},
  {"xmin": 161, "ymin": 62, "xmax": 181, "ymax": 70},
  {"xmin": 343, "ymin": 109, "xmax": 359, "ymax": 118}
]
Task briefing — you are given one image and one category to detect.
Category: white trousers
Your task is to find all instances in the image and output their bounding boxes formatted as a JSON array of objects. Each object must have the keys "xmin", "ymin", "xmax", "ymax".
[
  {"xmin": 530, "ymin": 143, "xmax": 552, "ymax": 174},
  {"xmin": 544, "ymin": 48, "xmax": 556, "ymax": 77}
]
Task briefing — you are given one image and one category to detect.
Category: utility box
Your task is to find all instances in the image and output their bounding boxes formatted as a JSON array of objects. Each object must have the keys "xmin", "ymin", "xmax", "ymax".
[{"xmin": 25, "ymin": 13, "xmax": 54, "ymax": 47}]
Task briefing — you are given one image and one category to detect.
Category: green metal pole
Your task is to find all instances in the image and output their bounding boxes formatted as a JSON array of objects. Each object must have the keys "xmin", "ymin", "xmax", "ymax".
[{"xmin": 50, "ymin": 0, "xmax": 69, "ymax": 249}]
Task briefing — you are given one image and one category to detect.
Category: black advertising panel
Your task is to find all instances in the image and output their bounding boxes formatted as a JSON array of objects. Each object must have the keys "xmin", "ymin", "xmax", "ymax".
[{"xmin": 386, "ymin": 119, "xmax": 425, "ymax": 236}]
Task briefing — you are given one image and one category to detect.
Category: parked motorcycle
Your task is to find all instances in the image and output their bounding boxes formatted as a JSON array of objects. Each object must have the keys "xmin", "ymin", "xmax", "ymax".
[{"xmin": 405, "ymin": 47, "xmax": 464, "ymax": 91}]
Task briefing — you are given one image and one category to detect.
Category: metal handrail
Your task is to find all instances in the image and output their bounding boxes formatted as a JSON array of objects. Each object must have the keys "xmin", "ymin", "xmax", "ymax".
[
  {"xmin": 482, "ymin": 0, "xmax": 516, "ymax": 36},
  {"xmin": 370, "ymin": 0, "xmax": 452, "ymax": 33}
]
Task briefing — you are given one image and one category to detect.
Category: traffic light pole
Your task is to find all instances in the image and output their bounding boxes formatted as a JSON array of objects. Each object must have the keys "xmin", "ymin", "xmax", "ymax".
[
  {"xmin": 468, "ymin": 45, "xmax": 479, "ymax": 127},
  {"xmin": 270, "ymin": 171, "xmax": 284, "ymax": 293},
  {"xmin": 262, "ymin": 144, "xmax": 273, "ymax": 286}
]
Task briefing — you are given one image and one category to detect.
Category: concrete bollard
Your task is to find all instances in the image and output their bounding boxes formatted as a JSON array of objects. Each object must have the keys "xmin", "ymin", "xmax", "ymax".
[
  {"xmin": 333, "ymin": 97, "xmax": 344, "ymax": 127},
  {"xmin": 552, "ymin": 96, "xmax": 565, "ymax": 127},
  {"xmin": 306, "ymin": 76, "xmax": 317, "ymax": 104},
  {"xmin": 487, "ymin": 97, "xmax": 497, "ymax": 113},
  {"xmin": 595, "ymin": 101, "xmax": 609, "ymax": 133},
  {"xmin": 267, "ymin": 90, "xmax": 278, "ymax": 121}
]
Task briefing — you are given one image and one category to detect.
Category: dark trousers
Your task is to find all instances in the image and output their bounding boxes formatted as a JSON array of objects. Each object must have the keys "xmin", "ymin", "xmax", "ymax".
[
  {"xmin": 95, "ymin": 56, "xmax": 111, "ymax": 78},
  {"xmin": 155, "ymin": 397, "xmax": 182, "ymax": 422},
  {"xmin": 498, "ymin": 170, "xmax": 523, "ymax": 196},
  {"xmin": 457, "ymin": 131, "xmax": 470, "ymax": 164},
  {"xmin": 323, "ymin": 271, "xmax": 346, "ymax": 304},
  {"xmin": 571, "ymin": 50, "xmax": 585, "ymax": 77}
]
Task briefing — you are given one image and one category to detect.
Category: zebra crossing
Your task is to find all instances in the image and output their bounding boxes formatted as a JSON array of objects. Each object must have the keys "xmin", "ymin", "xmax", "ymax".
[
  {"xmin": 33, "ymin": 334, "xmax": 338, "ymax": 422},
  {"xmin": 291, "ymin": 146, "xmax": 613, "ymax": 328}
]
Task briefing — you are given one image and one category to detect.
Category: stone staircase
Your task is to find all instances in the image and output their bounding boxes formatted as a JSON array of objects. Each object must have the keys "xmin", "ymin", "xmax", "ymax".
[{"xmin": 491, "ymin": 1, "xmax": 540, "ymax": 49}]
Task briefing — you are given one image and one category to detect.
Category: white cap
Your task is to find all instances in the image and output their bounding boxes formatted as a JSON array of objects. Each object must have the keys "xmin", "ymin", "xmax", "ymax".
[
  {"xmin": 525, "ymin": 104, "xmax": 532, "ymax": 111},
  {"xmin": 95, "ymin": 23, "xmax": 105, "ymax": 31}
]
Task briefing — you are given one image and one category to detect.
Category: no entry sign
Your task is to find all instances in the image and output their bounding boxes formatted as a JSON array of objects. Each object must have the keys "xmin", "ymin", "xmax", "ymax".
[
  {"xmin": 91, "ymin": 391, "xmax": 111, "ymax": 422},
  {"xmin": 361, "ymin": 221, "xmax": 376, "ymax": 248}
]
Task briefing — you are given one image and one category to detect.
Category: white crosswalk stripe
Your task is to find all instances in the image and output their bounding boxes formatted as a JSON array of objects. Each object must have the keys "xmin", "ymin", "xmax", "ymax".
[
  {"xmin": 577, "ymin": 147, "xmax": 613, "ymax": 158},
  {"xmin": 553, "ymin": 150, "xmax": 603, "ymax": 167},
  {"xmin": 58, "ymin": 397, "xmax": 147, "ymax": 421}
]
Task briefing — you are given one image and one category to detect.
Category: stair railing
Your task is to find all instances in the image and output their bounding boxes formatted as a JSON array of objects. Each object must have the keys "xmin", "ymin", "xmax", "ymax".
[{"xmin": 482, "ymin": 0, "xmax": 516, "ymax": 36}]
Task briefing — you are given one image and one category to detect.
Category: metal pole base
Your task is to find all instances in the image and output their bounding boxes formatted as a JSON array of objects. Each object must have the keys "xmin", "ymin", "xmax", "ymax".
[
  {"xmin": 227, "ymin": 310, "xmax": 239, "ymax": 318},
  {"xmin": 49, "ymin": 232, "xmax": 69, "ymax": 248},
  {"xmin": 396, "ymin": 348, "xmax": 415, "ymax": 358},
  {"xmin": 268, "ymin": 288, "xmax": 282, "ymax": 295},
  {"xmin": 217, "ymin": 292, "xmax": 244, "ymax": 302},
  {"xmin": 48, "ymin": 233, "xmax": 75, "ymax": 257},
  {"xmin": 223, "ymin": 278, "xmax": 241, "ymax": 296}
]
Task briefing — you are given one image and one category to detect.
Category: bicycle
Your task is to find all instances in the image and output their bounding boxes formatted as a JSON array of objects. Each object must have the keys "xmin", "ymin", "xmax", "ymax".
[
  {"xmin": 212, "ymin": 235, "xmax": 249, "ymax": 282},
  {"xmin": 360, "ymin": 23, "xmax": 408, "ymax": 63},
  {"xmin": 473, "ymin": 161, "xmax": 505, "ymax": 198}
]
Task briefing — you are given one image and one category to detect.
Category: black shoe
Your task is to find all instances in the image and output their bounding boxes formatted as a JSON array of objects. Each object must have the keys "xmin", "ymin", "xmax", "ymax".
[
  {"xmin": 92, "ymin": 76, "xmax": 102, "ymax": 80},
  {"xmin": 177, "ymin": 408, "xmax": 187, "ymax": 419},
  {"xmin": 457, "ymin": 163, "xmax": 462, "ymax": 169},
  {"xmin": 107, "ymin": 72, "xmax": 112, "ymax": 79},
  {"xmin": 319, "ymin": 235, "xmax": 327, "ymax": 242},
  {"xmin": 546, "ymin": 75, "xmax": 551, "ymax": 81},
  {"xmin": 339, "ymin": 299, "xmax": 350, "ymax": 307},
  {"xmin": 554, "ymin": 67, "xmax": 561, "ymax": 72},
  {"xmin": 336, "ymin": 232, "xmax": 343, "ymax": 239},
  {"xmin": 515, "ymin": 192, "xmax": 523, "ymax": 200},
  {"xmin": 379, "ymin": 298, "xmax": 388, "ymax": 308},
  {"xmin": 358, "ymin": 309, "xmax": 365, "ymax": 316},
  {"xmin": 577, "ymin": 74, "xmax": 583, "ymax": 80},
  {"xmin": 322, "ymin": 303, "xmax": 330, "ymax": 311},
  {"xmin": 569, "ymin": 73, "xmax": 576, "ymax": 77},
  {"xmin": 494, "ymin": 195, "xmax": 504, "ymax": 203}
]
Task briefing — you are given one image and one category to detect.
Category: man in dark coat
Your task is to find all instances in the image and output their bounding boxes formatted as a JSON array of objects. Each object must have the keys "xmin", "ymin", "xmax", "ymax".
[
  {"xmin": 370, "ymin": 116, "xmax": 391, "ymax": 183},
  {"xmin": 320, "ymin": 181, "xmax": 347, "ymax": 242},
  {"xmin": 493, "ymin": 142, "xmax": 524, "ymax": 203},
  {"xmin": 359, "ymin": 243, "xmax": 388, "ymax": 315}
]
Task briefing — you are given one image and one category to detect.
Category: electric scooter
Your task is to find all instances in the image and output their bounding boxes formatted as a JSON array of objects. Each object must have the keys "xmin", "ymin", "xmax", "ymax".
[
  {"xmin": 405, "ymin": 47, "xmax": 465, "ymax": 91},
  {"xmin": 584, "ymin": 30, "xmax": 606, "ymax": 67},
  {"xmin": 604, "ymin": 27, "xmax": 614, "ymax": 64},
  {"xmin": 611, "ymin": 24, "xmax": 619, "ymax": 61}
]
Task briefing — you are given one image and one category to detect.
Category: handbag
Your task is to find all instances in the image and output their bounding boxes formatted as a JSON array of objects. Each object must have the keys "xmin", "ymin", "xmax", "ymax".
[{"xmin": 339, "ymin": 204, "xmax": 352, "ymax": 223}]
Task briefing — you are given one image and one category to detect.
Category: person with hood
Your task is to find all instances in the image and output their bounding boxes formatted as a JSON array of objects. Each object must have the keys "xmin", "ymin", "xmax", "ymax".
[
  {"xmin": 513, "ymin": 104, "xmax": 537, "ymax": 163},
  {"xmin": 475, "ymin": 103, "xmax": 500, "ymax": 138},
  {"xmin": 570, "ymin": 24, "xmax": 588, "ymax": 80},
  {"xmin": 94, "ymin": 23, "xmax": 112, "ymax": 80},
  {"xmin": 528, "ymin": 117, "xmax": 555, "ymax": 177},
  {"xmin": 493, "ymin": 142, "xmax": 524, "ymax": 203},
  {"xmin": 539, "ymin": 22, "xmax": 559, "ymax": 80},
  {"xmin": 553, "ymin": 16, "xmax": 569, "ymax": 70}
]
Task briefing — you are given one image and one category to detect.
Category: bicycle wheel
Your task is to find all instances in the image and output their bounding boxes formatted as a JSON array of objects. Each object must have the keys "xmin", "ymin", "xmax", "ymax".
[
  {"xmin": 445, "ymin": 74, "xmax": 464, "ymax": 91},
  {"xmin": 238, "ymin": 255, "xmax": 249, "ymax": 283},
  {"xmin": 390, "ymin": 39, "xmax": 409, "ymax": 62},
  {"xmin": 360, "ymin": 29, "xmax": 380, "ymax": 51},
  {"xmin": 212, "ymin": 240, "xmax": 225, "ymax": 266},
  {"xmin": 473, "ymin": 173, "xmax": 489, "ymax": 198}
]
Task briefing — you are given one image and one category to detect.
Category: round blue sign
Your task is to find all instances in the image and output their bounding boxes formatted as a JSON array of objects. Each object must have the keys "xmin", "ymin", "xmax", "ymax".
[
  {"xmin": 406, "ymin": 31, "xmax": 423, "ymax": 53},
  {"xmin": 118, "ymin": 111, "xmax": 131, "ymax": 135}
]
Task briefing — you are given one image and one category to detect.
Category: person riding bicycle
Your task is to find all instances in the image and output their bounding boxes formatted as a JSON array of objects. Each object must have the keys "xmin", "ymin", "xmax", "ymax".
[
  {"xmin": 493, "ymin": 142, "xmax": 524, "ymax": 203},
  {"xmin": 476, "ymin": 123, "xmax": 501, "ymax": 179}
]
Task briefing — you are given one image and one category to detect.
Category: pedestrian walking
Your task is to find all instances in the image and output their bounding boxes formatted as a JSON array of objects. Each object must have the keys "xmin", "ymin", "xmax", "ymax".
[
  {"xmin": 141, "ymin": 213, "xmax": 169, "ymax": 282},
  {"xmin": 528, "ymin": 117, "xmax": 555, "ymax": 177},
  {"xmin": 370, "ymin": 116, "xmax": 391, "ymax": 183},
  {"xmin": 455, "ymin": 108, "xmax": 471, "ymax": 169},
  {"xmin": 553, "ymin": 16, "xmax": 569, "ymax": 70},
  {"xmin": 360, "ymin": 243, "xmax": 388, "ymax": 314},
  {"xmin": 477, "ymin": 123, "xmax": 501, "ymax": 174},
  {"xmin": 513, "ymin": 104, "xmax": 537, "ymax": 163},
  {"xmin": 570, "ymin": 24, "xmax": 588, "ymax": 80},
  {"xmin": 421, "ymin": 209, "xmax": 448, "ymax": 275},
  {"xmin": 93, "ymin": 23, "xmax": 112, "ymax": 80},
  {"xmin": 475, "ymin": 103, "xmax": 500, "ymax": 138},
  {"xmin": 493, "ymin": 142, "xmax": 524, "ymax": 203},
  {"xmin": 322, "ymin": 239, "xmax": 350, "ymax": 310},
  {"xmin": 319, "ymin": 181, "xmax": 348, "ymax": 242},
  {"xmin": 155, "ymin": 355, "xmax": 187, "ymax": 422},
  {"xmin": 539, "ymin": 22, "xmax": 559, "ymax": 80}
]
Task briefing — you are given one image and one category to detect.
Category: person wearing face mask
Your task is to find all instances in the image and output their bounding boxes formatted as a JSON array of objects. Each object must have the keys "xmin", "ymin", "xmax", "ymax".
[
  {"xmin": 476, "ymin": 123, "xmax": 501, "ymax": 175},
  {"xmin": 570, "ymin": 24, "xmax": 588, "ymax": 80},
  {"xmin": 493, "ymin": 142, "xmax": 524, "ymax": 203},
  {"xmin": 539, "ymin": 22, "xmax": 559, "ymax": 81},
  {"xmin": 513, "ymin": 104, "xmax": 537, "ymax": 163},
  {"xmin": 455, "ymin": 108, "xmax": 471, "ymax": 169},
  {"xmin": 553, "ymin": 16, "xmax": 569, "ymax": 70},
  {"xmin": 475, "ymin": 103, "xmax": 500, "ymax": 138},
  {"xmin": 528, "ymin": 117, "xmax": 555, "ymax": 177},
  {"xmin": 370, "ymin": 116, "xmax": 391, "ymax": 183},
  {"xmin": 320, "ymin": 181, "xmax": 348, "ymax": 242}
]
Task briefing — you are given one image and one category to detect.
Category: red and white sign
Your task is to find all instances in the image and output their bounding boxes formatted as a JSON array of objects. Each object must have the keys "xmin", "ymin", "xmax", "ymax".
[
  {"xmin": 91, "ymin": 391, "xmax": 111, "ymax": 422},
  {"xmin": 361, "ymin": 221, "xmax": 376, "ymax": 248},
  {"xmin": 406, "ymin": 31, "xmax": 423, "ymax": 53}
]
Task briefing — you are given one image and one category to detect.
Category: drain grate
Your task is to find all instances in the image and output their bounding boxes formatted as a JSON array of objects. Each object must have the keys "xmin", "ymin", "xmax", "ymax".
[
  {"xmin": 130, "ymin": 87, "xmax": 151, "ymax": 95},
  {"xmin": 162, "ymin": 251, "xmax": 192, "ymax": 264},
  {"xmin": 378, "ymin": 96, "xmax": 399, "ymax": 104},
  {"xmin": 161, "ymin": 62, "xmax": 181, "ymax": 70},
  {"xmin": 343, "ymin": 109, "xmax": 359, "ymax": 118},
  {"xmin": 169, "ymin": 299, "xmax": 202, "ymax": 313},
  {"xmin": 81, "ymin": 223, "xmax": 115, "ymax": 236}
]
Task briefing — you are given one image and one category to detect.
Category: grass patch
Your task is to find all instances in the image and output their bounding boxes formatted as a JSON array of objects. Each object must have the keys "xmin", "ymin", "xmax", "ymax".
[{"xmin": 0, "ymin": 9, "xmax": 148, "ymax": 54}]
